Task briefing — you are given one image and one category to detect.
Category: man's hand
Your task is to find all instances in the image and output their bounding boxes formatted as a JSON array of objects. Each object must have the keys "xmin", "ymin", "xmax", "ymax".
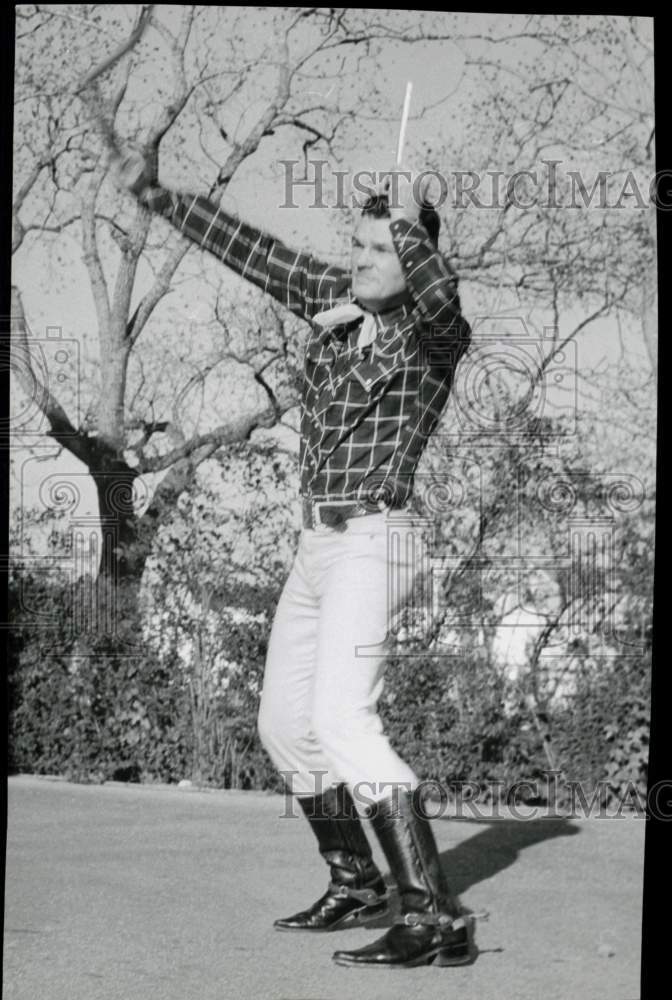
[
  {"xmin": 109, "ymin": 148, "xmax": 155, "ymax": 198},
  {"xmin": 378, "ymin": 165, "xmax": 434, "ymax": 225}
]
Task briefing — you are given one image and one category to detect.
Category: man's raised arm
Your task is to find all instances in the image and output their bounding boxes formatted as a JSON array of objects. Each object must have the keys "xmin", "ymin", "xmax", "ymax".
[
  {"xmin": 114, "ymin": 151, "xmax": 345, "ymax": 322},
  {"xmin": 390, "ymin": 216, "xmax": 468, "ymax": 332},
  {"xmin": 386, "ymin": 167, "xmax": 470, "ymax": 342}
]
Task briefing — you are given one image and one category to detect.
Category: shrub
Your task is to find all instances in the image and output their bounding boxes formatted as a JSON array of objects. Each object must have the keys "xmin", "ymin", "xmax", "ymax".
[{"xmin": 9, "ymin": 573, "xmax": 651, "ymax": 804}]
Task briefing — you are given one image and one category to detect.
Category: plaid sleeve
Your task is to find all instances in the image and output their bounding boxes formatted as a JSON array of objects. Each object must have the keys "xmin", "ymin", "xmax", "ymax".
[
  {"xmin": 139, "ymin": 184, "xmax": 346, "ymax": 321},
  {"xmin": 390, "ymin": 218, "xmax": 469, "ymax": 340}
]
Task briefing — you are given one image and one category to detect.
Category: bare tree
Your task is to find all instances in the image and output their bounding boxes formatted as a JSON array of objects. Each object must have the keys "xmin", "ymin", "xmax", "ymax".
[{"xmin": 12, "ymin": 5, "xmax": 447, "ymax": 582}]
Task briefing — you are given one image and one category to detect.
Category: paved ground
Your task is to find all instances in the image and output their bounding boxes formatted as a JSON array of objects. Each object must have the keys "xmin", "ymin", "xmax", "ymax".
[{"xmin": 4, "ymin": 775, "xmax": 644, "ymax": 1000}]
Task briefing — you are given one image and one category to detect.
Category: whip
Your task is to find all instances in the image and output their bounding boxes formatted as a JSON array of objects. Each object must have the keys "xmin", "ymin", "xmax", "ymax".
[{"xmin": 395, "ymin": 81, "xmax": 413, "ymax": 166}]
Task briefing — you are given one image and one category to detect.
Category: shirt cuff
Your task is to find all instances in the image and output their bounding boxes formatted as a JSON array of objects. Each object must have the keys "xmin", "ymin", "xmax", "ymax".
[
  {"xmin": 138, "ymin": 184, "xmax": 176, "ymax": 216},
  {"xmin": 389, "ymin": 216, "xmax": 432, "ymax": 250}
]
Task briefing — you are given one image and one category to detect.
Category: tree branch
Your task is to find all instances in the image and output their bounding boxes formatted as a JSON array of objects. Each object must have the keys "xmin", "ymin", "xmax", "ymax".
[
  {"xmin": 79, "ymin": 162, "xmax": 112, "ymax": 337},
  {"xmin": 137, "ymin": 407, "xmax": 279, "ymax": 474},
  {"xmin": 213, "ymin": 34, "xmax": 292, "ymax": 193},
  {"xmin": 144, "ymin": 7, "xmax": 196, "ymax": 150},
  {"xmin": 75, "ymin": 5, "xmax": 156, "ymax": 155}
]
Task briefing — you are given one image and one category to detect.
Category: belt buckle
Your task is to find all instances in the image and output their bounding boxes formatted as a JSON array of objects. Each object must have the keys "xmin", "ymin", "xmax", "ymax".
[{"xmin": 312, "ymin": 499, "xmax": 352, "ymax": 531}]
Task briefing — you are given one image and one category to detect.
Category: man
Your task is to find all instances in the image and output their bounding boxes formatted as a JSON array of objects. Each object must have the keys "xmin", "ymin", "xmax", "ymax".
[{"xmin": 115, "ymin": 150, "xmax": 472, "ymax": 968}]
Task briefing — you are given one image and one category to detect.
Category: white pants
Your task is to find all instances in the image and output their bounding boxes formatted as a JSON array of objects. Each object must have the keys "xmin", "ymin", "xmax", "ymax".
[{"xmin": 257, "ymin": 509, "xmax": 423, "ymax": 804}]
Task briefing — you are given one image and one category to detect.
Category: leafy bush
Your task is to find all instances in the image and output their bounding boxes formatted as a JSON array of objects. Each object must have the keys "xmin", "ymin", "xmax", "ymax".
[
  {"xmin": 379, "ymin": 642, "xmax": 650, "ymax": 807},
  {"xmin": 9, "ymin": 577, "xmax": 186, "ymax": 782},
  {"xmin": 9, "ymin": 566, "xmax": 651, "ymax": 804},
  {"xmin": 380, "ymin": 649, "xmax": 550, "ymax": 797},
  {"xmin": 551, "ymin": 655, "xmax": 650, "ymax": 805},
  {"xmin": 8, "ymin": 572, "xmax": 284, "ymax": 789}
]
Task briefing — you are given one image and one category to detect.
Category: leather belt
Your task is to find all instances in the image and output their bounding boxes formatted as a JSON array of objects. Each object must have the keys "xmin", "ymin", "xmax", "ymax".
[{"xmin": 302, "ymin": 496, "xmax": 382, "ymax": 532}]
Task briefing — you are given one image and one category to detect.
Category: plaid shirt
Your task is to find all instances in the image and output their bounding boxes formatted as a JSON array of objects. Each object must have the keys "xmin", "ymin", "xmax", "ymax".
[{"xmin": 141, "ymin": 185, "xmax": 471, "ymax": 507}]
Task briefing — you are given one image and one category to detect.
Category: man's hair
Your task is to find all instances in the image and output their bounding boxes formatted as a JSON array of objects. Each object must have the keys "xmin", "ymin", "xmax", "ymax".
[{"xmin": 360, "ymin": 192, "xmax": 440, "ymax": 249}]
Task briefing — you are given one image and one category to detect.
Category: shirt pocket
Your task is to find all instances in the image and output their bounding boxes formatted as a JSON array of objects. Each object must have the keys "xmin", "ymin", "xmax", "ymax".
[{"xmin": 346, "ymin": 335, "xmax": 416, "ymax": 398}]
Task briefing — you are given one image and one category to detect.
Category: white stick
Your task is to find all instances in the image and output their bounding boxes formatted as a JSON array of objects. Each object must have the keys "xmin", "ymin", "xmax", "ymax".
[{"xmin": 396, "ymin": 81, "xmax": 413, "ymax": 166}]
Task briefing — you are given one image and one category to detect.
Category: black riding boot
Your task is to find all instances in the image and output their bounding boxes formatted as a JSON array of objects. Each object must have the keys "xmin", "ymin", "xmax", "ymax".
[
  {"xmin": 332, "ymin": 787, "xmax": 474, "ymax": 966},
  {"xmin": 274, "ymin": 783, "xmax": 388, "ymax": 932}
]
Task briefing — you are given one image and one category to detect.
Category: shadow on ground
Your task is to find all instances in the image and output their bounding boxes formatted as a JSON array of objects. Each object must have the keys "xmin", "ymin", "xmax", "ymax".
[
  {"xmin": 439, "ymin": 816, "xmax": 580, "ymax": 896},
  {"xmin": 362, "ymin": 817, "xmax": 579, "ymax": 931}
]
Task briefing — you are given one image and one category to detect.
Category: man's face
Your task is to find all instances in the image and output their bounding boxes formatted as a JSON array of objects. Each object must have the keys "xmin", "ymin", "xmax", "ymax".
[{"xmin": 351, "ymin": 215, "xmax": 407, "ymax": 312}]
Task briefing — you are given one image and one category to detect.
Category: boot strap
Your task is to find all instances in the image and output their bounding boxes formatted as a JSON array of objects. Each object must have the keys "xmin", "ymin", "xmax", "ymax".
[
  {"xmin": 328, "ymin": 882, "xmax": 388, "ymax": 904},
  {"xmin": 394, "ymin": 912, "xmax": 464, "ymax": 928}
]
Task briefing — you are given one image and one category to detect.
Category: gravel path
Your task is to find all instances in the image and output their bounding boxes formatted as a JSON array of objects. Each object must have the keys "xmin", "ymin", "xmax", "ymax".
[{"xmin": 4, "ymin": 775, "xmax": 644, "ymax": 1000}]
